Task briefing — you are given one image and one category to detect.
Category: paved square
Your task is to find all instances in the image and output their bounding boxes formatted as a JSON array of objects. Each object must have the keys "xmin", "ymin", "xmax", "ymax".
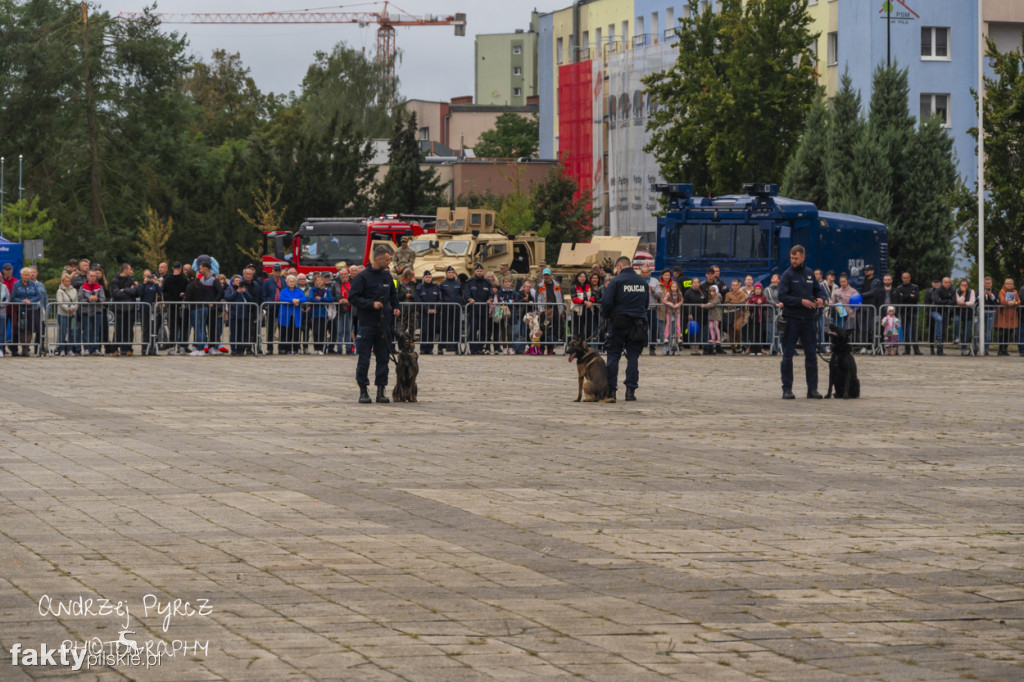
[{"xmin": 1, "ymin": 354, "xmax": 1022, "ymax": 680}]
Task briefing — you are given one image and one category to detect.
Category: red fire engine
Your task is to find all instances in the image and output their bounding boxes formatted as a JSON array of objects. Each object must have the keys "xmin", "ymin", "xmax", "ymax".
[{"xmin": 262, "ymin": 215, "xmax": 435, "ymax": 275}]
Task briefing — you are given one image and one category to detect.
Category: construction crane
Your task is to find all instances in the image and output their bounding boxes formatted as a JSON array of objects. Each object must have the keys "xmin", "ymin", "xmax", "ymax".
[{"xmin": 119, "ymin": 2, "xmax": 467, "ymax": 81}]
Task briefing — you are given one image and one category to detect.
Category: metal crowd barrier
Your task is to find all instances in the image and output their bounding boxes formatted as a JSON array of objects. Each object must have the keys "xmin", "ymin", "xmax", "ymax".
[
  {"xmin": 3, "ymin": 301, "xmax": 47, "ymax": 356},
  {"xmin": 464, "ymin": 300, "xmax": 571, "ymax": 355},
  {"xmin": 260, "ymin": 301, "xmax": 337, "ymax": 355},
  {"xmin": 10, "ymin": 298, "xmax": 1024, "ymax": 359},
  {"xmin": 155, "ymin": 301, "xmax": 261, "ymax": 355},
  {"xmin": 631, "ymin": 302, "xmax": 780, "ymax": 355},
  {"xmin": 398, "ymin": 301, "xmax": 464, "ymax": 355},
  {"xmin": 44, "ymin": 301, "xmax": 152, "ymax": 356}
]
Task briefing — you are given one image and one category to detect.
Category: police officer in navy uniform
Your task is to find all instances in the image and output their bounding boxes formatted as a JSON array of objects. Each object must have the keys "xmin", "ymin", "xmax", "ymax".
[
  {"xmin": 349, "ymin": 244, "xmax": 401, "ymax": 404},
  {"xmin": 414, "ymin": 270, "xmax": 442, "ymax": 354},
  {"xmin": 463, "ymin": 263, "xmax": 494, "ymax": 354},
  {"xmin": 438, "ymin": 265, "xmax": 462, "ymax": 354},
  {"xmin": 778, "ymin": 244, "xmax": 826, "ymax": 399},
  {"xmin": 601, "ymin": 256, "xmax": 650, "ymax": 402}
]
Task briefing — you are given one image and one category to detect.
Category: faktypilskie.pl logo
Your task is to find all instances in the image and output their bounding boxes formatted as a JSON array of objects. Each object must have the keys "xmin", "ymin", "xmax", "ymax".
[{"xmin": 10, "ymin": 593, "xmax": 213, "ymax": 671}]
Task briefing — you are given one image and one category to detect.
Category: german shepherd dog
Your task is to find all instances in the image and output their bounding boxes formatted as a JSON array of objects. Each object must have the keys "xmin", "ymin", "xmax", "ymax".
[
  {"xmin": 825, "ymin": 323, "xmax": 860, "ymax": 399},
  {"xmin": 391, "ymin": 327, "xmax": 419, "ymax": 403},
  {"xmin": 566, "ymin": 335, "xmax": 610, "ymax": 402}
]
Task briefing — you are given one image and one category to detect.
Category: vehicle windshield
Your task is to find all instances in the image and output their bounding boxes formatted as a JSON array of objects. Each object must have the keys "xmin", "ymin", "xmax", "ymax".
[
  {"xmin": 442, "ymin": 240, "xmax": 470, "ymax": 257},
  {"xmin": 299, "ymin": 234, "xmax": 364, "ymax": 265},
  {"xmin": 409, "ymin": 239, "xmax": 435, "ymax": 255}
]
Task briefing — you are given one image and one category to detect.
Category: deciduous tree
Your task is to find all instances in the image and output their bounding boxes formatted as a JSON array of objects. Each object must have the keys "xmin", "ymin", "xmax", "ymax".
[
  {"xmin": 644, "ymin": 0, "xmax": 820, "ymax": 196},
  {"xmin": 473, "ymin": 113, "xmax": 539, "ymax": 159}
]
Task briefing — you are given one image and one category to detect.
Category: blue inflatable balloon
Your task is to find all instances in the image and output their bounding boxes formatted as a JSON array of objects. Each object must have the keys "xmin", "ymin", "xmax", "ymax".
[
  {"xmin": 687, "ymin": 320, "xmax": 700, "ymax": 337},
  {"xmin": 849, "ymin": 293, "xmax": 863, "ymax": 309}
]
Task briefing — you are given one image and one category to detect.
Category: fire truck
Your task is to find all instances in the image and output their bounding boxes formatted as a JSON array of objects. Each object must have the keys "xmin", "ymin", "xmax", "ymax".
[{"xmin": 262, "ymin": 215, "xmax": 436, "ymax": 276}]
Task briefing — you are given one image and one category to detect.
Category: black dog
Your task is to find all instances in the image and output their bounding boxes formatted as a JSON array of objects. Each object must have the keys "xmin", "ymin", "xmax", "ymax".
[
  {"xmin": 391, "ymin": 327, "xmax": 419, "ymax": 403},
  {"xmin": 825, "ymin": 323, "xmax": 860, "ymax": 399}
]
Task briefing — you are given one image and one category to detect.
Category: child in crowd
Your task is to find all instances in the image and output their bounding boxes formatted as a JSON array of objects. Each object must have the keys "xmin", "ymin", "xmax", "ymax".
[
  {"xmin": 704, "ymin": 285, "xmax": 723, "ymax": 353},
  {"xmin": 662, "ymin": 280, "xmax": 683, "ymax": 354},
  {"xmin": 881, "ymin": 306, "xmax": 902, "ymax": 355}
]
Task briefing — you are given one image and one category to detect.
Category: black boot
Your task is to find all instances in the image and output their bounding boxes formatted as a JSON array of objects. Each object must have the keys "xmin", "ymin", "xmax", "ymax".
[
  {"xmin": 602, "ymin": 391, "xmax": 616, "ymax": 403},
  {"xmin": 625, "ymin": 387, "xmax": 636, "ymax": 401},
  {"xmin": 358, "ymin": 386, "xmax": 371, "ymax": 404},
  {"xmin": 376, "ymin": 386, "xmax": 390, "ymax": 404}
]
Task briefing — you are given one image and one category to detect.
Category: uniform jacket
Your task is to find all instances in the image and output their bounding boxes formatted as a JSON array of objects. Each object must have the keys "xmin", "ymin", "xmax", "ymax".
[
  {"xmin": 778, "ymin": 264, "xmax": 824, "ymax": 320},
  {"xmin": 349, "ymin": 266, "xmax": 399, "ymax": 327},
  {"xmin": 415, "ymin": 281, "xmax": 443, "ymax": 305},
  {"xmin": 463, "ymin": 276, "xmax": 493, "ymax": 305},
  {"xmin": 439, "ymin": 277, "xmax": 462, "ymax": 304},
  {"xmin": 601, "ymin": 268, "xmax": 649, "ymax": 321}
]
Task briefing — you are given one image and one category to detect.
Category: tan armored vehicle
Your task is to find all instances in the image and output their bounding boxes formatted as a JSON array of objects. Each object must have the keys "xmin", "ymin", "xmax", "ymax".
[{"xmin": 409, "ymin": 207, "xmax": 638, "ymax": 282}]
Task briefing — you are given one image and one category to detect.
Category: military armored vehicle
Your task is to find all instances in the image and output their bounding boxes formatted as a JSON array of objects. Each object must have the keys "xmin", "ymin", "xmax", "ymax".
[{"xmin": 409, "ymin": 207, "xmax": 638, "ymax": 282}]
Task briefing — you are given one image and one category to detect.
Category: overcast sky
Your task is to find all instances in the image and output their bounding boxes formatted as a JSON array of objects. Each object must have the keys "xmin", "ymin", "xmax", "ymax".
[{"xmin": 105, "ymin": 1, "xmax": 565, "ymax": 101}]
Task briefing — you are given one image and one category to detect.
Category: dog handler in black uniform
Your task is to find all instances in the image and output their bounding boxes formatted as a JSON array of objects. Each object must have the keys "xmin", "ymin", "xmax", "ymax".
[
  {"xmin": 778, "ymin": 244, "xmax": 826, "ymax": 399},
  {"xmin": 349, "ymin": 245, "xmax": 401, "ymax": 404},
  {"xmin": 601, "ymin": 256, "xmax": 650, "ymax": 402}
]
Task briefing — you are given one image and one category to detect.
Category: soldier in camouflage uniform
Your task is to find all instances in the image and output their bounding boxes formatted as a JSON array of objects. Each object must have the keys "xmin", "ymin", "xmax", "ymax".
[{"xmin": 393, "ymin": 237, "xmax": 416, "ymax": 276}]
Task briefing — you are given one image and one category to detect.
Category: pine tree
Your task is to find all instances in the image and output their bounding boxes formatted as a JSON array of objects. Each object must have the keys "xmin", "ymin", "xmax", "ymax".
[
  {"xmin": 895, "ymin": 116, "xmax": 956, "ymax": 280},
  {"xmin": 782, "ymin": 98, "xmax": 830, "ymax": 207},
  {"xmin": 869, "ymin": 63, "xmax": 955, "ymax": 283},
  {"xmin": 959, "ymin": 37, "xmax": 1024, "ymax": 283},
  {"xmin": 825, "ymin": 72, "xmax": 866, "ymax": 215},
  {"xmin": 375, "ymin": 110, "xmax": 447, "ymax": 215}
]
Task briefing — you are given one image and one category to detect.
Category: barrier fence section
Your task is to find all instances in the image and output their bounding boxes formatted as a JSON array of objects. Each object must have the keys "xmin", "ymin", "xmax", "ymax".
[
  {"xmin": 3, "ymin": 301, "xmax": 47, "ymax": 356},
  {"xmin": 398, "ymin": 301, "xmax": 465, "ymax": 355},
  {"xmin": 44, "ymin": 301, "xmax": 153, "ymax": 356},
  {"xmin": 260, "ymin": 301, "xmax": 340, "ymax": 355},
  {"xmin": 10, "ymin": 299, "xmax": 1024, "ymax": 358},
  {"xmin": 154, "ymin": 302, "xmax": 261, "ymax": 356}
]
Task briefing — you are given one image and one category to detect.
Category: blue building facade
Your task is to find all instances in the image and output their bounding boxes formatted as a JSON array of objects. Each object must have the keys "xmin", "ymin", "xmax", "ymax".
[{"xmin": 836, "ymin": 0, "xmax": 980, "ymax": 186}]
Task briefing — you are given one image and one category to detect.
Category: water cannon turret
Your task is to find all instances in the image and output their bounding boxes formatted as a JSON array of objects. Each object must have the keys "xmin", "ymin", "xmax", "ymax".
[
  {"xmin": 743, "ymin": 183, "xmax": 779, "ymax": 197},
  {"xmin": 652, "ymin": 183, "xmax": 694, "ymax": 211}
]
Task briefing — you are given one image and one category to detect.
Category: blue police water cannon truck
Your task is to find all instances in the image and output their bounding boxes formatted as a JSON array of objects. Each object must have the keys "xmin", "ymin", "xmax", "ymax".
[{"xmin": 652, "ymin": 183, "xmax": 887, "ymax": 288}]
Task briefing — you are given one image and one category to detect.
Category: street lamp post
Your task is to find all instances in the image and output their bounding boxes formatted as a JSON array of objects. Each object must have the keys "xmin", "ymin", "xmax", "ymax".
[
  {"xmin": 18, "ymin": 154, "xmax": 23, "ymax": 242},
  {"xmin": 977, "ymin": 0, "xmax": 986, "ymax": 356},
  {"xmin": 0, "ymin": 156, "xmax": 5, "ymax": 219},
  {"xmin": 887, "ymin": 1, "xmax": 891, "ymax": 66}
]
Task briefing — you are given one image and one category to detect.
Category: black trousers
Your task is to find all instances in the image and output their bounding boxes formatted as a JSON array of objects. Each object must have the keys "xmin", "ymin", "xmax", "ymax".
[
  {"xmin": 605, "ymin": 323, "xmax": 644, "ymax": 392},
  {"xmin": 355, "ymin": 324, "xmax": 390, "ymax": 387},
  {"xmin": 780, "ymin": 316, "xmax": 818, "ymax": 392}
]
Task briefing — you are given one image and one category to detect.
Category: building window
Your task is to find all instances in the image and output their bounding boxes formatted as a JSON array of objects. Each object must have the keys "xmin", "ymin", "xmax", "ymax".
[
  {"xmin": 513, "ymin": 87, "xmax": 522, "ymax": 98},
  {"xmin": 419, "ymin": 127, "xmax": 430, "ymax": 141},
  {"xmin": 809, "ymin": 39, "xmax": 818, "ymax": 69},
  {"xmin": 827, "ymin": 31, "xmax": 838, "ymax": 66},
  {"xmin": 513, "ymin": 66, "xmax": 522, "ymax": 76},
  {"xmin": 920, "ymin": 93, "xmax": 950, "ymax": 127},
  {"xmin": 513, "ymin": 45, "xmax": 522, "ymax": 55},
  {"xmin": 921, "ymin": 27, "xmax": 949, "ymax": 59},
  {"xmin": 556, "ymin": 37, "xmax": 563, "ymax": 64},
  {"xmin": 595, "ymin": 27, "xmax": 602, "ymax": 56}
]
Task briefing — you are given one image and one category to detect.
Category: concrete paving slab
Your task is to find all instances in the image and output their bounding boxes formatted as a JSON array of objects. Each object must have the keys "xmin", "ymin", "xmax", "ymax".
[{"xmin": 0, "ymin": 354, "xmax": 1022, "ymax": 680}]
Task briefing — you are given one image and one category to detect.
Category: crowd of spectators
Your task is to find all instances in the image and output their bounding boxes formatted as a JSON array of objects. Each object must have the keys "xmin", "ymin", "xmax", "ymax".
[{"xmin": 0, "ymin": 255, "xmax": 1021, "ymax": 357}]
